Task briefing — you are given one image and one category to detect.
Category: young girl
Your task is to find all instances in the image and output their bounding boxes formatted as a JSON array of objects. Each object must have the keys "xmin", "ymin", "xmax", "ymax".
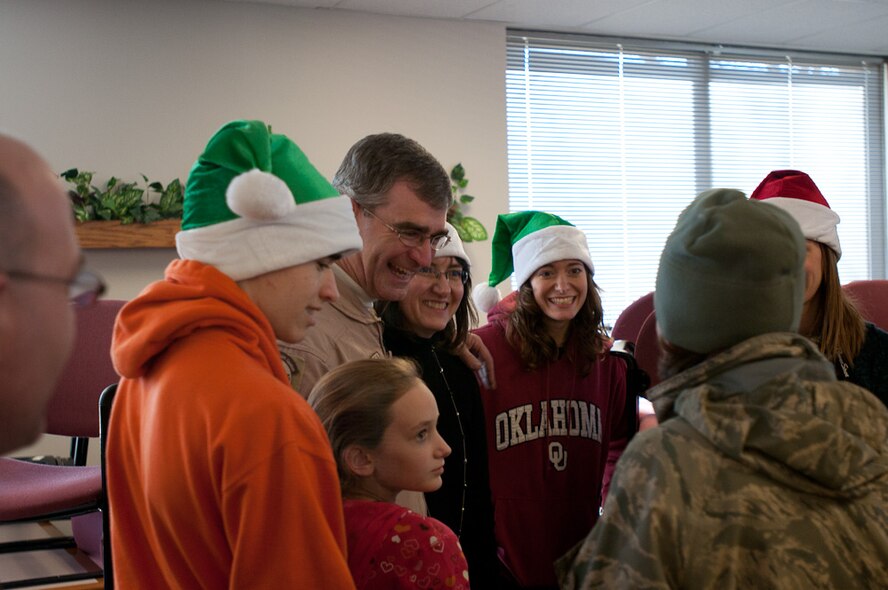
[
  {"xmin": 378, "ymin": 224, "xmax": 498, "ymax": 587},
  {"xmin": 472, "ymin": 211, "xmax": 629, "ymax": 589},
  {"xmin": 308, "ymin": 358, "xmax": 471, "ymax": 590}
]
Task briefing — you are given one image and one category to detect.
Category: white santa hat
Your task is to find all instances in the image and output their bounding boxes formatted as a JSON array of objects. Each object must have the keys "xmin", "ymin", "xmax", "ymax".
[{"xmin": 435, "ymin": 222, "xmax": 471, "ymax": 268}]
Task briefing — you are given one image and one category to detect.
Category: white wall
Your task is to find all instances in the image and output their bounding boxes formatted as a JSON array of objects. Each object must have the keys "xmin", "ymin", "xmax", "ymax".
[{"xmin": 1, "ymin": 0, "xmax": 508, "ymax": 460}]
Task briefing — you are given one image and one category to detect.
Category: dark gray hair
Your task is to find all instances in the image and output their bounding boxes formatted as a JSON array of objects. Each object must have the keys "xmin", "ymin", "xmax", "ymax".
[{"xmin": 332, "ymin": 133, "xmax": 452, "ymax": 211}]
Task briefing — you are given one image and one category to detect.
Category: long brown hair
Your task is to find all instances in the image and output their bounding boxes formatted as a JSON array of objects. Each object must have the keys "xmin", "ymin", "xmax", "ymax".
[
  {"xmin": 805, "ymin": 243, "xmax": 866, "ymax": 365},
  {"xmin": 308, "ymin": 358, "xmax": 422, "ymax": 496},
  {"xmin": 505, "ymin": 271, "xmax": 608, "ymax": 374}
]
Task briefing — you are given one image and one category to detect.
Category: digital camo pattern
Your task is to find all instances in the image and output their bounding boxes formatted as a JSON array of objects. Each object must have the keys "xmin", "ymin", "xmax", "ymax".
[{"xmin": 559, "ymin": 332, "xmax": 888, "ymax": 589}]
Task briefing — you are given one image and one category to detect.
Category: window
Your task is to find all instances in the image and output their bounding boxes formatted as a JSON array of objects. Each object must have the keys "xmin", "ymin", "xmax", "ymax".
[{"xmin": 506, "ymin": 31, "xmax": 886, "ymax": 327}]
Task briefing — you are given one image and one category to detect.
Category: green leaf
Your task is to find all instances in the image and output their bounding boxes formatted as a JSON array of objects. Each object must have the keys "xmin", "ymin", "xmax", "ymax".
[
  {"xmin": 460, "ymin": 194, "xmax": 475, "ymax": 204},
  {"xmin": 450, "ymin": 163, "xmax": 465, "ymax": 182},
  {"xmin": 460, "ymin": 216, "xmax": 488, "ymax": 241},
  {"xmin": 453, "ymin": 219, "xmax": 471, "ymax": 241},
  {"xmin": 141, "ymin": 207, "xmax": 162, "ymax": 223},
  {"xmin": 61, "ymin": 168, "xmax": 79, "ymax": 180},
  {"xmin": 458, "ymin": 178, "xmax": 468, "ymax": 189},
  {"xmin": 148, "ymin": 181, "xmax": 163, "ymax": 192},
  {"xmin": 447, "ymin": 208, "xmax": 464, "ymax": 223}
]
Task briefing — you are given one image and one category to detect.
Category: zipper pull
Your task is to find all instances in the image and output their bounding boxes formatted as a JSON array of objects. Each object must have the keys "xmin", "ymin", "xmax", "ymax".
[{"xmin": 838, "ymin": 355, "xmax": 850, "ymax": 379}]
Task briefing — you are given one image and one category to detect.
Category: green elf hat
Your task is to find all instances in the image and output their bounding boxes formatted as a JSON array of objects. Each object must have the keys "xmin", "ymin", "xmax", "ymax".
[
  {"xmin": 472, "ymin": 210, "xmax": 594, "ymax": 313},
  {"xmin": 176, "ymin": 119, "xmax": 362, "ymax": 281}
]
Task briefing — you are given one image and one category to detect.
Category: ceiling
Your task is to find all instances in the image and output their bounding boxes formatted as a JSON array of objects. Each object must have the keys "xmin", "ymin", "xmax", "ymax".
[{"xmin": 225, "ymin": 0, "xmax": 888, "ymax": 56}]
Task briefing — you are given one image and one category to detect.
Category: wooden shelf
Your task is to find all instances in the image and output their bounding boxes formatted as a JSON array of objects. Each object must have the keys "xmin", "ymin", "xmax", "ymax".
[{"xmin": 75, "ymin": 219, "xmax": 179, "ymax": 249}]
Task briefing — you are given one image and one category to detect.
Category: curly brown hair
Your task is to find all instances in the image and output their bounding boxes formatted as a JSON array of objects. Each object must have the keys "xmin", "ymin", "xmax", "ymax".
[{"xmin": 505, "ymin": 271, "xmax": 608, "ymax": 375}]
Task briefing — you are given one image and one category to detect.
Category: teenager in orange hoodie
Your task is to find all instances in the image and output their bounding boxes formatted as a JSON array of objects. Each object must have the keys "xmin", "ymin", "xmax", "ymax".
[{"xmin": 107, "ymin": 120, "xmax": 362, "ymax": 589}]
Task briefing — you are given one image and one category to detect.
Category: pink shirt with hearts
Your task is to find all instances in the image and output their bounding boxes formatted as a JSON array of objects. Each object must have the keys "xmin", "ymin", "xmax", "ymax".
[{"xmin": 343, "ymin": 499, "xmax": 470, "ymax": 589}]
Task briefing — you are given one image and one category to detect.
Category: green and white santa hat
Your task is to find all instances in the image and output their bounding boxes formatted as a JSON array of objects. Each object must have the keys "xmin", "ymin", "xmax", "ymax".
[
  {"xmin": 176, "ymin": 119, "xmax": 362, "ymax": 280},
  {"xmin": 472, "ymin": 210, "xmax": 593, "ymax": 312}
]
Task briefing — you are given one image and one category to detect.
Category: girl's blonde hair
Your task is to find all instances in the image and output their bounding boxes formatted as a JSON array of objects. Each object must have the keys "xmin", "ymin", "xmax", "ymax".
[{"xmin": 307, "ymin": 357, "xmax": 422, "ymax": 495}]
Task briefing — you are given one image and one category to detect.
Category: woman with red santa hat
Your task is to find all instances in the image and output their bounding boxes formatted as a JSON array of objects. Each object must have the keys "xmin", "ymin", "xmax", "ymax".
[{"xmin": 750, "ymin": 169, "xmax": 888, "ymax": 408}]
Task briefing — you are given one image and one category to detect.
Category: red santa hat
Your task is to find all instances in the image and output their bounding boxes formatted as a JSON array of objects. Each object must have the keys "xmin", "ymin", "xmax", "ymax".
[{"xmin": 749, "ymin": 170, "xmax": 841, "ymax": 259}]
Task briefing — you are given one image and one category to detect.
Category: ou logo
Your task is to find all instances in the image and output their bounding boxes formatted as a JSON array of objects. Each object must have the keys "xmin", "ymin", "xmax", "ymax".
[{"xmin": 548, "ymin": 442, "xmax": 567, "ymax": 471}]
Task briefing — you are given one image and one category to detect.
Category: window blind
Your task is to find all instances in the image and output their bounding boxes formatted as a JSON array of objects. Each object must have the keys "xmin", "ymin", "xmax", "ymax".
[{"xmin": 506, "ymin": 31, "xmax": 886, "ymax": 328}]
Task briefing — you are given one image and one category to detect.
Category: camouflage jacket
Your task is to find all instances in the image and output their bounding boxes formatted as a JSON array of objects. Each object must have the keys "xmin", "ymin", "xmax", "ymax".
[{"xmin": 558, "ymin": 332, "xmax": 888, "ymax": 589}]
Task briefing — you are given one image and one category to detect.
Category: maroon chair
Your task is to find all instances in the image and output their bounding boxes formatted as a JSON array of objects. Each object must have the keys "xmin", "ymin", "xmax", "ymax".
[
  {"xmin": 635, "ymin": 311, "xmax": 662, "ymax": 390},
  {"xmin": 0, "ymin": 299, "xmax": 124, "ymax": 585},
  {"xmin": 843, "ymin": 280, "xmax": 888, "ymax": 331},
  {"xmin": 612, "ymin": 292, "xmax": 654, "ymax": 342}
]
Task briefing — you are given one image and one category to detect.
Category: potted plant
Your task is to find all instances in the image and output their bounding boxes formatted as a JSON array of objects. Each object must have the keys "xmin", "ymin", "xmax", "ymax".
[
  {"xmin": 447, "ymin": 163, "xmax": 488, "ymax": 242},
  {"xmin": 61, "ymin": 169, "xmax": 184, "ymax": 248}
]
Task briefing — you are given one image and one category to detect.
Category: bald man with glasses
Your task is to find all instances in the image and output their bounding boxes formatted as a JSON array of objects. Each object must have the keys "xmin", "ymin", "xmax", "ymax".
[{"xmin": 0, "ymin": 133, "xmax": 105, "ymax": 454}]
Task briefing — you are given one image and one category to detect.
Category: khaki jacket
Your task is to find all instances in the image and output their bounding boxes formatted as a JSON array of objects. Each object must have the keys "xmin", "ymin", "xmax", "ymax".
[{"xmin": 278, "ymin": 264, "xmax": 386, "ymax": 396}]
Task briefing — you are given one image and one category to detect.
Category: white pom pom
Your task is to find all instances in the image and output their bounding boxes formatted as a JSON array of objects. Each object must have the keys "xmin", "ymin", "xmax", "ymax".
[
  {"xmin": 472, "ymin": 283, "xmax": 501, "ymax": 314},
  {"xmin": 226, "ymin": 169, "xmax": 297, "ymax": 220}
]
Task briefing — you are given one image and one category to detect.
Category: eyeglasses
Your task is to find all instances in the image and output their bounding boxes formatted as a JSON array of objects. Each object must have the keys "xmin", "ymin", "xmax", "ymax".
[
  {"xmin": 362, "ymin": 206, "xmax": 451, "ymax": 251},
  {"xmin": 416, "ymin": 267, "xmax": 469, "ymax": 285},
  {"xmin": 5, "ymin": 262, "xmax": 106, "ymax": 307}
]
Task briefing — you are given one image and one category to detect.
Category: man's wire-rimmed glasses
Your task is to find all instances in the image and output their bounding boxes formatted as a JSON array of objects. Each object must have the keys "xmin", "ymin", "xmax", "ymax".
[{"xmin": 362, "ymin": 206, "xmax": 451, "ymax": 251}]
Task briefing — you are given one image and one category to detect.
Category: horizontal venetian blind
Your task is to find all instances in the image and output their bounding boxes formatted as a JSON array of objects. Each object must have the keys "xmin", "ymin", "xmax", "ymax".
[{"xmin": 506, "ymin": 31, "xmax": 886, "ymax": 328}]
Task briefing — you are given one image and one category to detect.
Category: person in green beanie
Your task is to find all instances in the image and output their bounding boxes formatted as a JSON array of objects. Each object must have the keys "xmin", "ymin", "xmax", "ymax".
[
  {"xmin": 559, "ymin": 188, "xmax": 888, "ymax": 589},
  {"xmin": 107, "ymin": 120, "xmax": 361, "ymax": 589},
  {"xmin": 472, "ymin": 210, "xmax": 630, "ymax": 589}
]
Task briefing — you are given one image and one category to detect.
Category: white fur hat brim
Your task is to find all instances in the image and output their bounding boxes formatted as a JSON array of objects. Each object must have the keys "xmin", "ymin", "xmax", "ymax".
[
  {"xmin": 176, "ymin": 195, "xmax": 362, "ymax": 281},
  {"xmin": 761, "ymin": 197, "xmax": 841, "ymax": 259},
  {"xmin": 435, "ymin": 222, "xmax": 471, "ymax": 268},
  {"xmin": 513, "ymin": 225, "xmax": 594, "ymax": 287}
]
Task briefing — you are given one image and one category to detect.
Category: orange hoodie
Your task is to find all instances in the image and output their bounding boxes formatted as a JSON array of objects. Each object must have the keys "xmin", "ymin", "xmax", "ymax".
[{"xmin": 108, "ymin": 259, "xmax": 354, "ymax": 589}]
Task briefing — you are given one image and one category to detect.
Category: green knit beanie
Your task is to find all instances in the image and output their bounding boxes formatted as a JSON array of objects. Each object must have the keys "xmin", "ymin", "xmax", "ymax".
[
  {"xmin": 176, "ymin": 120, "xmax": 361, "ymax": 280},
  {"xmin": 654, "ymin": 188, "xmax": 806, "ymax": 354}
]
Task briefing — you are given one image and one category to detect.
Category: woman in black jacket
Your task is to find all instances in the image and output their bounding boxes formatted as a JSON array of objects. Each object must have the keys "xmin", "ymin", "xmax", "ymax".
[{"xmin": 378, "ymin": 223, "xmax": 498, "ymax": 587}]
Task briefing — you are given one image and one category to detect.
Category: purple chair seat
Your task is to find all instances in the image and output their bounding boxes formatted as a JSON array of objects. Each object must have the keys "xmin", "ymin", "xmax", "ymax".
[{"xmin": 0, "ymin": 458, "xmax": 102, "ymax": 521}]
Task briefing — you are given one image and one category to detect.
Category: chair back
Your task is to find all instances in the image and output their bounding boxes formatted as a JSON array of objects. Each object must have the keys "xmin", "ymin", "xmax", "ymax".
[
  {"xmin": 99, "ymin": 383, "xmax": 118, "ymax": 589},
  {"xmin": 612, "ymin": 292, "xmax": 654, "ymax": 341},
  {"xmin": 609, "ymin": 341, "xmax": 649, "ymax": 442},
  {"xmin": 635, "ymin": 311, "xmax": 661, "ymax": 390},
  {"xmin": 842, "ymin": 280, "xmax": 888, "ymax": 331},
  {"xmin": 45, "ymin": 300, "xmax": 125, "ymax": 440}
]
